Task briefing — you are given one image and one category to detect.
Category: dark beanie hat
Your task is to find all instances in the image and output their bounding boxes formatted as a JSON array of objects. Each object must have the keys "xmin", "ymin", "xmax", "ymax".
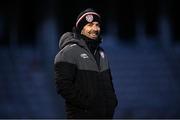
[{"xmin": 75, "ymin": 8, "xmax": 101, "ymax": 33}]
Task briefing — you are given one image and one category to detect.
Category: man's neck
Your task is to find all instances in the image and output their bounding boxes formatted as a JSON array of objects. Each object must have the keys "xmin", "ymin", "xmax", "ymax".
[{"xmin": 80, "ymin": 34, "xmax": 100, "ymax": 54}]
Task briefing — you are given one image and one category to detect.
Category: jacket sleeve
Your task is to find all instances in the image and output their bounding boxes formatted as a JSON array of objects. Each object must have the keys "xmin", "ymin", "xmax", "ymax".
[
  {"xmin": 107, "ymin": 57, "xmax": 118, "ymax": 107},
  {"xmin": 54, "ymin": 47, "xmax": 88, "ymax": 108},
  {"xmin": 108, "ymin": 69, "xmax": 115, "ymax": 93}
]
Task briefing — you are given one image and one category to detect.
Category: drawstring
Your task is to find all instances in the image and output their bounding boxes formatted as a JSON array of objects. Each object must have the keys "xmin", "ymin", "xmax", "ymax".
[{"xmin": 94, "ymin": 47, "xmax": 98, "ymax": 56}]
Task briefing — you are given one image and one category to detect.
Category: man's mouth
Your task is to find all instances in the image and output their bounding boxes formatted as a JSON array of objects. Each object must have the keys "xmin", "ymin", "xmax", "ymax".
[
  {"xmin": 90, "ymin": 31, "xmax": 99, "ymax": 35},
  {"xmin": 90, "ymin": 33, "xmax": 98, "ymax": 38},
  {"xmin": 88, "ymin": 31, "xmax": 99, "ymax": 39},
  {"xmin": 92, "ymin": 33, "xmax": 97, "ymax": 36}
]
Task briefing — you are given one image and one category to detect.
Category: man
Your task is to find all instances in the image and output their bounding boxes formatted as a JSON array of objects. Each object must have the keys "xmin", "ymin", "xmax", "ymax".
[{"xmin": 54, "ymin": 8, "xmax": 118, "ymax": 118}]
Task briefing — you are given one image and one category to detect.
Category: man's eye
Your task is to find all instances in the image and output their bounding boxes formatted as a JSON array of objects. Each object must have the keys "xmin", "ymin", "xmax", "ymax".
[
  {"xmin": 88, "ymin": 24, "xmax": 92, "ymax": 26},
  {"xmin": 96, "ymin": 24, "xmax": 100, "ymax": 27}
]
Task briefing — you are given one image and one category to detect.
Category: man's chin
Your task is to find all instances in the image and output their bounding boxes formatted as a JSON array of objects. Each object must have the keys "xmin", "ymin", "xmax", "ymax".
[
  {"xmin": 91, "ymin": 37, "xmax": 98, "ymax": 40},
  {"xmin": 90, "ymin": 35, "xmax": 98, "ymax": 40}
]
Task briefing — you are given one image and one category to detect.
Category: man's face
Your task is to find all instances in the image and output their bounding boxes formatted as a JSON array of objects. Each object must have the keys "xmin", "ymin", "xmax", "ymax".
[{"xmin": 81, "ymin": 21, "xmax": 101, "ymax": 40}]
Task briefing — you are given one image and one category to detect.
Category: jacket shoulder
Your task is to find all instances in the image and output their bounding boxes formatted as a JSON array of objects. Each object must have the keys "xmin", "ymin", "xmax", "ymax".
[{"xmin": 54, "ymin": 44, "xmax": 78, "ymax": 64}]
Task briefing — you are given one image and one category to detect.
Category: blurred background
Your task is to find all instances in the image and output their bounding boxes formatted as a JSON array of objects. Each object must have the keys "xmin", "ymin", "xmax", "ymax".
[{"xmin": 0, "ymin": 0, "xmax": 180, "ymax": 118}]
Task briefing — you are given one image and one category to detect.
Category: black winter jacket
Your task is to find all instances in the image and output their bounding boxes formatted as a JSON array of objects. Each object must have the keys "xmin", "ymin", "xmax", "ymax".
[{"xmin": 54, "ymin": 32, "xmax": 118, "ymax": 118}]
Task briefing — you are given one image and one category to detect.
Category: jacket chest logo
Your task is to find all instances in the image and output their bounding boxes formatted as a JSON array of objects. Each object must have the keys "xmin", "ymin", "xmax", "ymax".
[
  {"xmin": 80, "ymin": 53, "xmax": 89, "ymax": 59},
  {"xmin": 100, "ymin": 51, "xmax": 105, "ymax": 59}
]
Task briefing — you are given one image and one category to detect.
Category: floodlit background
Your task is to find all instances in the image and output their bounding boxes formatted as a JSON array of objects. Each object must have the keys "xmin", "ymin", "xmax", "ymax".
[{"xmin": 0, "ymin": 0, "xmax": 180, "ymax": 118}]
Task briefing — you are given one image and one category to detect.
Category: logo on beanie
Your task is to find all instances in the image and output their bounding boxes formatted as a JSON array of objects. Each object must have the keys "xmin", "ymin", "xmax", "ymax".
[{"xmin": 86, "ymin": 14, "xmax": 93, "ymax": 22}]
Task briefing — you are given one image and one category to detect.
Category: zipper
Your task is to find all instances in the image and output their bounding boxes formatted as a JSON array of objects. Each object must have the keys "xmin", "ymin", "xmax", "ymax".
[
  {"xmin": 94, "ymin": 47, "xmax": 98, "ymax": 56},
  {"xmin": 93, "ymin": 47, "xmax": 100, "ymax": 71}
]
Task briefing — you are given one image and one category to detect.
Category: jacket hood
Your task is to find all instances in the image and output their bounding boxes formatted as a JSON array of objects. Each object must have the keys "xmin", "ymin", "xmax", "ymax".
[
  {"xmin": 59, "ymin": 32, "xmax": 102, "ymax": 50},
  {"xmin": 59, "ymin": 32, "xmax": 84, "ymax": 50}
]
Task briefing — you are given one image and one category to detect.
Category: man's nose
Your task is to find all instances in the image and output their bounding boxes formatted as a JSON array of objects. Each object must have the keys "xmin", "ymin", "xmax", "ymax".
[{"xmin": 92, "ymin": 26, "xmax": 98, "ymax": 31}]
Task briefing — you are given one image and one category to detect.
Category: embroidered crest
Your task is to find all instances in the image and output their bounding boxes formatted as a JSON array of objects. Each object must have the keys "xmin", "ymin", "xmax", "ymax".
[
  {"xmin": 80, "ymin": 53, "xmax": 89, "ymax": 59},
  {"xmin": 86, "ymin": 14, "xmax": 93, "ymax": 22}
]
